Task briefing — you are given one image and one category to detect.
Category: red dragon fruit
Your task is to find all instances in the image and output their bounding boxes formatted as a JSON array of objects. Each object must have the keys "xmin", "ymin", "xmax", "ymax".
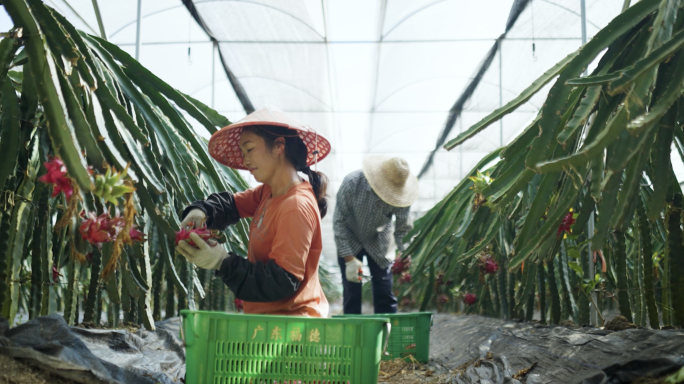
[
  {"xmin": 52, "ymin": 265, "xmax": 63, "ymax": 283},
  {"xmin": 38, "ymin": 157, "xmax": 74, "ymax": 199},
  {"xmin": 463, "ymin": 293, "xmax": 477, "ymax": 306},
  {"xmin": 128, "ymin": 226, "xmax": 146, "ymax": 243},
  {"xmin": 557, "ymin": 210, "xmax": 576, "ymax": 238},
  {"xmin": 478, "ymin": 255, "xmax": 499, "ymax": 275},
  {"xmin": 79, "ymin": 213, "xmax": 125, "ymax": 246},
  {"xmin": 38, "ymin": 157, "xmax": 67, "ymax": 184},
  {"xmin": 391, "ymin": 255, "xmax": 411, "ymax": 275},
  {"xmin": 175, "ymin": 227, "xmax": 215, "ymax": 248},
  {"xmin": 398, "ymin": 272, "xmax": 412, "ymax": 284}
]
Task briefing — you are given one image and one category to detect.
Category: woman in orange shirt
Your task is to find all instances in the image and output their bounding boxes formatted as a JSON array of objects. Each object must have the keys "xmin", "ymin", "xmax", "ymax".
[{"xmin": 176, "ymin": 106, "xmax": 331, "ymax": 317}]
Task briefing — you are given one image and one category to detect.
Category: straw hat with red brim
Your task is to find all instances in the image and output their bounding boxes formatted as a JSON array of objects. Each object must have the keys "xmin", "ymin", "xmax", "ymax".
[{"xmin": 208, "ymin": 106, "xmax": 331, "ymax": 170}]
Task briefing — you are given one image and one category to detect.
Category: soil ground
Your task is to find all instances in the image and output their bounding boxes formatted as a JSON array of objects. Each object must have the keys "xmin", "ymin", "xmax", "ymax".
[
  {"xmin": 379, "ymin": 358, "xmax": 457, "ymax": 383},
  {"xmin": 378, "ymin": 353, "xmax": 539, "ymax": 384},
  {"xmin": 0, "ymin": 353, "xmax": 443, "ymax": 384},
  {"xmin": 0, "ymin": 354, "xmax": 78, "ymax": 384},
  {"xmin": 0, "ymin": 312, "xmax": 679, "ymax": 384}
]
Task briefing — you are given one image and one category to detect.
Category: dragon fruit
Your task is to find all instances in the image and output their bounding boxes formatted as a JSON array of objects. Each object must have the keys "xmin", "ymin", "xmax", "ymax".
[
  {"xmin": 38, "ymin": 157, "xmax": 67, "ymax": 184},
  {"xmin": 392, "ymin": 255, "xmax": 411, "ymax": 275},
  {"xmin": 79, "ymin": 213, "xmax": 125, "ymax": 246},
  {"xmin": 463, "ymin": 293, "xmax": 477, "ymax": 306},
  {"xmin": 175, "ymin": 227, "xmax": 215, "ymax": 248},
  {"xmin": 52, "ymin": 265, "xmax": 63, "ymax": 283},
  {"xmin": 93, "ymin": 164, "xmax": 136, "ymax": 205},
  {"xmin": 128, "ymin": 226, "xmax": 146, "ymax": 243},
  {"xmin": 38, "ymin": 157, "xmax": 74, "ymax": 199},
  {"xmin": 478, "ymin": 255, "xmax": 499, "ymax": 275},
  {"xmin": 557, "ymin": 210, "xmax": 576, "ymax": 238},
  {"xmin": 398, "ymin": 272, "xmax": 412, "ymax": 284},
  {"xmin": 468, "ymin": 170, "xmax": 494, "ymax": 194}
]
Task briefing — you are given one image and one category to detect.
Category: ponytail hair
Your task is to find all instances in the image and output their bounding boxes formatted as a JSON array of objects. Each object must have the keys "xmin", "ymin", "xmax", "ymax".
[
  {"xmin": 300, "ymin": 165, "xmax": 329, "ymax": 218},
  {"xmin": 242, "ymin": 125, "xmax": 329, "ymax": 218}
]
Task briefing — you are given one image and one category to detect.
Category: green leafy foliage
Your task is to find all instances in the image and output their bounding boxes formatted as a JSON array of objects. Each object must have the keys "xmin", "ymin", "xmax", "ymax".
[
  {"xmin": 399, "ymin": 0, "xmax": 684, "ymax": 328},
  {"xmin": 0, "ymin": 0, "xmax": 252, "ymax": 328}
]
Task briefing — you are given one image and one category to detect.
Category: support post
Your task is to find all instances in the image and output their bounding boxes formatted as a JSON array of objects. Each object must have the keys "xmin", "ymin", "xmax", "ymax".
[
  {"xmin": 499, "ymin": 39, "xmax": 503, "ymax": 147},
  {"xmin": 588, "ymin": 212, "xmax": 598, "ymax": 325},
  {"xmin": 580, "ymin": 0, "xmax": 598, "ymax": 326},
  {"xmin": 135, "ymin": 0, "xmax": 142, "ymax": 60},
  {"xmin": 580, "ymin": 0, "xmax": 587, "ymax": 49},
  {"xmin": 212, "ymin": 41, "xmax": 216, "ymax": 109},
  {"xmin": 459, "ymin": 118, "xmax": 463, "ymax": 180},
  {"xmin": 433, "ymin": 155, "xmax": 437, "ymax": 208},
  {"xmin": 91, "ymin": 0, "xmax": 107, "ymax": 40}
]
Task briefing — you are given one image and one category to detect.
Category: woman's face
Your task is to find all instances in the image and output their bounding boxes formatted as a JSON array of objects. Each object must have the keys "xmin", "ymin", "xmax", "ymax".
[{"xmin": 239, "ymin": 130, "xmax": 283, "ymax": 183}]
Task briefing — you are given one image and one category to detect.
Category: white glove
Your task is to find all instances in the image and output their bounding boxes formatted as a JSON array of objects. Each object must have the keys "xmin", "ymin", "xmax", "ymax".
[
  {"xmin": 180, "ymin": 209, "xmax": 206, "ymax": 229},
  {"xmin": 176, "ymin": 232, "xmax": 228, "ymax": 270},
  {"xmin": 344, "ymin": 257, "xmax": 363, "ymax": 283}
]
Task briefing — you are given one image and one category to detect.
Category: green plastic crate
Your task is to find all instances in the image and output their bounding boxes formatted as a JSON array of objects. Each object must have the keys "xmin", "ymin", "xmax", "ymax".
[
  {"xmin": 181, "ymin": 310, "xmax": 391, "ymax": 384},
  {"xmin": 333, "ymin": 312, "xmax": 432, "ymax": 363}
]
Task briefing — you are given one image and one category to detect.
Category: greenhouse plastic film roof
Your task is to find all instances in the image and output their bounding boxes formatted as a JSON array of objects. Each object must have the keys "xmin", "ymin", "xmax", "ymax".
[{"xmin": 0, "ymin": 0, "xmax": 628, "ymax": 262}]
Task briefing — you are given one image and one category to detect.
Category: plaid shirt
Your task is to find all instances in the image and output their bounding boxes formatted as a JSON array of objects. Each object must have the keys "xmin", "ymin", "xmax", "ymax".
[{"xmin": 333, "ymin": 170, "xmax": 412, "ymax": 269}]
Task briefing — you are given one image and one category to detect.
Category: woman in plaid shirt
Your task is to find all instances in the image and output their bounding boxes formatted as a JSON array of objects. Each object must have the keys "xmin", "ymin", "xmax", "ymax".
[{"xmin": 333, "ymin": 155, "xmax": 418, "ymax": 314}]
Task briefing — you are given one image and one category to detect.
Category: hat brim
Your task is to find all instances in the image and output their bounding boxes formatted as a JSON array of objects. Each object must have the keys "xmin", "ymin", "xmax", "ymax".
[
  {"xmin": 208, "ymin": 121, "xmax": 331, "ymax": 170},
  {"xmin": 362, "ymin": 155, "xmax": 419, "ymax": 208}
]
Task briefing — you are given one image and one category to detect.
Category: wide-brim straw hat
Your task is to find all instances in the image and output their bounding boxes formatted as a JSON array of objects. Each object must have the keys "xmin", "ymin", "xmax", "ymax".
[
  {"xmin": 362, "ymin": 155, "xmax": 419, "ymax": 208},
  {"xmin": 208, "ymin": 105, "xmax": 331, "ymax": 170}
]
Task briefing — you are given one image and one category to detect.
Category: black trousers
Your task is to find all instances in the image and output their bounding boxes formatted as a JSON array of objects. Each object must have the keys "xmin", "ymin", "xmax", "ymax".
[{"xmin": 337, "ymin": 249, "xmax": 397, "ymax": 314}]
